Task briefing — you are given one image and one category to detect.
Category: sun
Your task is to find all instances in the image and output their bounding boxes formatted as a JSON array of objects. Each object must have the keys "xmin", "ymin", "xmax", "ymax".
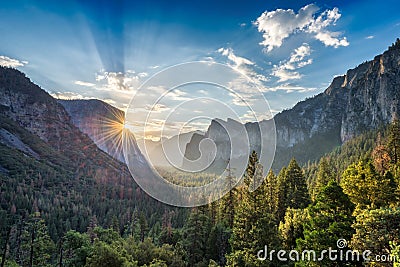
[{"xmin": 89, "ymin": 104, "xmax": 128, "ymax": 160}]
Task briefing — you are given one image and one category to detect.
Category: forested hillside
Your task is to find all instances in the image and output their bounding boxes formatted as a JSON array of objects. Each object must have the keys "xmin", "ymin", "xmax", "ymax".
[{"xmin": 2, "ymin": 119, "xmax": 400, "ymax": 266}]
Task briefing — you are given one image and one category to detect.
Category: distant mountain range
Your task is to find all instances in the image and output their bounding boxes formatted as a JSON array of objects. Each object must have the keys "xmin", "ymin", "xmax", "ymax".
[
  {"xmin": 1, "ymin": 40, "xmax": 400, "ymax": 193},
  {"xmin": 51, "ymin": 39, "xmax": 400, "ymax": 173},
  {"xmin": 184, "ymin": 39, "xmax": 400, "ymax": 171}
]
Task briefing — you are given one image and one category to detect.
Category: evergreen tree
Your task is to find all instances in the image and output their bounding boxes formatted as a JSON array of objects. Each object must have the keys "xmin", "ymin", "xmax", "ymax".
[
  {"xmin": 20, "ymin": 213, "xmax": 55, "ymax": 267},
  {"xmin": 139, "ymin": 212, "xmax": 149, "ymax": 242},
  {"xmin": 220, "ymin": 162, "xmax": 238, "ymax": 229},
  {"xmin": 341, "ymin": 160, "xmax": 397, "ymax": 208},
  {"xmin": 371, "ymin": 132, "xmax": 391, "ymax": 174},
  {"xmin": 228, "ymin": 153, "xmax": 279, "ymax": 266},
  {"xmin": 351, "ymin": 208, "xmax": 400, "ymax": 262},
  {"xmin": 62, "ymin": 230, "xmax": 91, "ymax": 267},
  {"xmin": 277, "ymin": 159, "xmax": 310, "ymax": 221},
  {"xmin": 312, "ymin": 157, "xmax": 334, "ymax": 199},
  {"xmin": 265, "ymin": 170, "xmax": 279, "ymax": 215},
  {"xmin": 207, "ymin": 222, "xmax": 231, "ymax": 266},
  {"xmin": 276, "ymin": 167, "xmax": 287, "ymax": 221},
  {"xmin": 388, "ymin": 117, "xmax": 400, "ymax": 165},
  {"xmin": 278, "ymin": 208, "xmax": 308, "ymax": 250},
  {"xmin": 297, "ymin": 181, "xmax": 354, "ymax": 266},
  {"xmin": 182, "ymin": 208, "xmax": 211, "ymax": 266},
  {"xmin": 244, "ymin": 150, "xmax": 259, "ymax": 187}
]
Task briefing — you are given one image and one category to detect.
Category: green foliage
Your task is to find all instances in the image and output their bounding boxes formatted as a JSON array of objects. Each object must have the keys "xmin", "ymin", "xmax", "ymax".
[
  {"xmin": 388, "ymin": 117, "xmax": 400, "ymax": 164},
  {"xmin": 279, "ymin": 208, "xmax": 308, "ymax": 250},
  {"xmin": 297, "ymin": 181, "xmax": 354, "ymax": 266},
  {"xmin": 390, "ymin": 241, "xmax": 400, "ymax": 267},
  {"xmin": 19, "ymin": 213, "xmax": 56, "ymax": 267},
  {"xmin": 85, "ymin": 241, "xmax": 135, "ymax": 267},
  {"xmin": 62, "ymin": 230, "xmax": 91, "ymax": 267},
  {"xmin": 229, "ymin": 152, "xmax": 280, "ymax": 266},
  {"xmin": 311, "ymin": 158, "xmax": 334, "ymax": 200},
  {"xmin": 277, "ymin": 159, "xmax": 310, "ymax": 221},
  {"xmin": 182, "ymin": 208, "xmax": 211, "ymax": 266},
  {"xmin": 341, "ymin": 160, "xmax": 397, "ymax": 208},
  {"xmin": 207, "ymin": 222, "xmax": 231, "ymax": 266},
  {"xmin": 351, "ymin": 208, "xmax": 400, "ymax": 259}
]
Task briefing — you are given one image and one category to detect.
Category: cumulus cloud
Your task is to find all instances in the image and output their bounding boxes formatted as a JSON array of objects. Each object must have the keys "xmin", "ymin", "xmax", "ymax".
[
  {"xmin": 254, "ymin": 4, "xmax": 349, "ymax": 52},
  {"xmin": 272, "ymin": 43, "xmax": 313, "ymax": 82},
  {"xmin": 0, "ymin": 56, "xmax": 28, "ymax": 68}
]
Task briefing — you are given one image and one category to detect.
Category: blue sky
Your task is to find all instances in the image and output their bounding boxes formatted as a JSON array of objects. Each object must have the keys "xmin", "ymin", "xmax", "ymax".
[{"xmin": 1, "ymin": 0, "xmax": 400, "ymax": 138}]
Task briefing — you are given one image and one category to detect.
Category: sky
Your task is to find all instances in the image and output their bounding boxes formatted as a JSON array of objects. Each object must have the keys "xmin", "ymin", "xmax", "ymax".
[{"xmin": 1, "ymin": 0, "xmax": 400, "ymax": 139}]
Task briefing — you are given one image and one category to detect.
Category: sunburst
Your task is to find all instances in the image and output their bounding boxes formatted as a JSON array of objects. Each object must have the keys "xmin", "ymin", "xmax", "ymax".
[{"xmin": 89, "ymin": 104, "xmax": 127, "ymax": 161}]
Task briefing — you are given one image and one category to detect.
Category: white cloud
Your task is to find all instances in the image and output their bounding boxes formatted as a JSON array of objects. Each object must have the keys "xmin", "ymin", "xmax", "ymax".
[
  {"xmin": 95, "ymin": 70, "xmax": 147, "ymax": 92},
  {"xmin": 0, "ymin": 56, "xmax": 28, "ymax": 68},
  {"xmin": 272, "ymin": 68, "xmax": 302, "ymax": 82},
  {"xmin": 314, "ymin": 32, "xmax": 349, "ymax": 47},
  {"xmin": 268, "ymin": 83, "xmax": 317, "ymax": 93},
  {"xmin": 145, "ymin": 103, "xmax": 170, "ymax": 113},
  {"xmin": 365, "ymin": 35, "xmax": 375, "ymax": 39},
  {"xmin": 74, "ymin": 80, "xmax": 95, "ymax": 87},
  {"xmin": 272, "ymin": 43, "xmax": 313, "ymax": 82},
  {"xmin": 217, "ymin": 47, "xmax": 269, "ymax": 90},
  {"xmin": 50, "ymin": 91, "xmax": 89, "ymax": 100},
  {"xmin": 254, "ymin": 4, "xmax": 349, "ymax": 52},
  {"xmin": 217, "ymin": 47, "xmax": 254, "ymax": 67}
]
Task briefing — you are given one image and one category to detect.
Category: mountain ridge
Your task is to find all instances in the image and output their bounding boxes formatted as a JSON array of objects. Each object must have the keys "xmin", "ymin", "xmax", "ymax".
[{"xmin": 184, "ymin": 39, "xmax": 400, "ymax": 170}]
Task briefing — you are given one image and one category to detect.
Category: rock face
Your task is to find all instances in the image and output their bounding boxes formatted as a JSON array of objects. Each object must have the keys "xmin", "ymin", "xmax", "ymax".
[
  {"xmin": 275, "ymin": 40, "xmax": 400, "ymax": 147},
  {"xmin": 184, "ymin": 40, "xmax": 400, "ymax": 170},
  {"xmin": 58, "ymin": 99, "xmax": 125, "ymax": 163},
  {"xmin": 0, "ymin": 66, "xmax": 137, "ymax": 180}
]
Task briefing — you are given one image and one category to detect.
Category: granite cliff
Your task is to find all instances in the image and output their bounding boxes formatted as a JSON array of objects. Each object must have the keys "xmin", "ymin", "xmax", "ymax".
[{"xmin": 184, "ymin": 39, "xmax": 400, "ymax": 170}]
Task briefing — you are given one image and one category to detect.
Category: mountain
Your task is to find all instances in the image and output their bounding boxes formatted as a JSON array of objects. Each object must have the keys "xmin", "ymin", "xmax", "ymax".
[
  {"xmin": 137, "ymin": 130, "xmax": 203, "ymax": 167},
  {"xmin": 184, "ymin": 39, "xmax": 400, "ymax": 171},
  {"xmin": 58, "ymin": 99, "xmax": 148, "ymax": 166},
  {"xmin": 0, "ymin": 67, "xmax": 170, "ymax": 239}
]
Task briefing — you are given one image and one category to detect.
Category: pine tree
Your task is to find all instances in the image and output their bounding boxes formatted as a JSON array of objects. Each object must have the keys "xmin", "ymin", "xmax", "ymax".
[
  {"xmin": 341, "ymin": 160, "xmax": 397, "ymax": 208},
  {"xmin": 351, "ymin": 208, "xmax": 400, "ymax": 261},
  {"xmin": 228, "ymin": 153, "xmax": 279, "ymax": 266},
  {"xmin": 388, "ymin": 116, "xmax": 400, "ymax": 165},
  {"xmin": 220, "ymin": 162, "xmax": 238, "ymax": 229},
  {"xmin": 312, "ymin": 157, "xmax": 334, "ymax": 199},
  {"xmin": 244, "ymin": 150, "xmax": 258, "ymax": 187},
  {"xmin": 276, "ymin": 167, "xmax": 287, "ymax": 221},
  {"xmin": 207, "ymin": 222, "xmax": 231, "ymax": 266},
  {"xmin": 277, "ymin": 158, "xmax": 310, "ymax": 221},
  {"xmin": 138, "ymin": 212, "xmax": 148, "ymax": 242},
  {"xmin": 297, "ymin": 181, "xmax": 354, "ymax": 266},
  {"xmin": 265, "ymin": 170, "xmax": 279, "ymax": 215},
  {"xmin": 20, "ymin": 213, "xmax": 55, "ymax": 267},
  {"xmin": 182, "ymin": 208, "xmax": 211, "ymax": 266},
  {"xmin": 279, "ymin": 208, "xmax": 308, "ymax": 250}
]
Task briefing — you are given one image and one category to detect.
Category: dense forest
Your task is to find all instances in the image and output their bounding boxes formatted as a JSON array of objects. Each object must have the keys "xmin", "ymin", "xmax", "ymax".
[{"xmin": 2, "ymin": 117, "xmax": 400, "ymax": 266}]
